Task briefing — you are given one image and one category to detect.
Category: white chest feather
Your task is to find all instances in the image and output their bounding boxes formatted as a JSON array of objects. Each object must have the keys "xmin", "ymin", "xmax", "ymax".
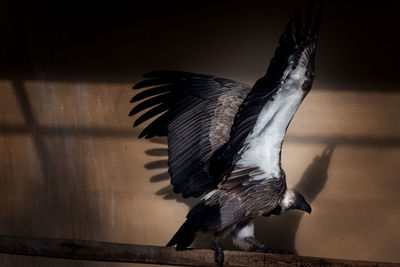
[{"xmin": 232, "ymin": 222, "xmax": 255, "ymax": 251}]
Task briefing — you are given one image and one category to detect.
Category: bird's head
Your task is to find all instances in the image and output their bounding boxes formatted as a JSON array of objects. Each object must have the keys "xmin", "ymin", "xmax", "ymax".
[{"xmin": 280, "ymin": 189, "xmax": 311, "ymax": 214}]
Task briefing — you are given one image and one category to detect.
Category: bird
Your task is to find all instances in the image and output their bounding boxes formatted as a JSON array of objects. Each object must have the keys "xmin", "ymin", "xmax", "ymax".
[{"xmin": 130, "ymin": 1, "xmax": 323, "ymax": 266}]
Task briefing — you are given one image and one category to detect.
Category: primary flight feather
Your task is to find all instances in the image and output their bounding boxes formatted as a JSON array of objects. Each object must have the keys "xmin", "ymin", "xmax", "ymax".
[{"xmin": 130, "ymin": 1, "xmax": 323, "ymax": 265}]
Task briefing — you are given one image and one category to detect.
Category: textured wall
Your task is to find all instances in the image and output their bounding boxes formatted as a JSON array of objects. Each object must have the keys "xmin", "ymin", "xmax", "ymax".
[{"xmin": 0, "ymin": 1, "xmax": 399, "ymax": 266}]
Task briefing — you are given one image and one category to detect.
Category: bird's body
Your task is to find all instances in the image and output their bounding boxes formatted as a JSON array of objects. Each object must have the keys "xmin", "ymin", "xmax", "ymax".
[{"xmin": 130, "ymin": 1, "xmax": 323, "ymax": 265}]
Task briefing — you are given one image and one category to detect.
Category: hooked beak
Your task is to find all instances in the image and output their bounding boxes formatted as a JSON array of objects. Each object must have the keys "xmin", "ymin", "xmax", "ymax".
[
  {"xmin": 303, "ymin": 202, "xmax": 312, "ymax": 214},
  {"xmin": 296, "ymin": 201, "xmax": 312, "ymax": 214}
]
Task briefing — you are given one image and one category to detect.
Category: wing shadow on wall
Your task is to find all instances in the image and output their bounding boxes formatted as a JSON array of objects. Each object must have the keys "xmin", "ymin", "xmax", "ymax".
[{"xmin": 145, "ymin": 137, "xmax": 335, "ymax": 252}]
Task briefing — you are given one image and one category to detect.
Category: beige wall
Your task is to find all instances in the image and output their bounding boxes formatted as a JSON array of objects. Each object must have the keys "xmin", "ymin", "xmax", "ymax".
[{"xmin": 0, "ymin": 1, "xmax": 399, "ymax": 266}]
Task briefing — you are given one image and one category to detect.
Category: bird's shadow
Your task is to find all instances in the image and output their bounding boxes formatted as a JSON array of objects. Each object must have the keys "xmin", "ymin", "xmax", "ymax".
[{"xmin": 145, "ymin": 138, "xmax": 335, "ymax": 252}]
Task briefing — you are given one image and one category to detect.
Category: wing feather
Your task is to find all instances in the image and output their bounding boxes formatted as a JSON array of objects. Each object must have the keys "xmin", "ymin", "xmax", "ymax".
[
  {"xmin": 210, "ymin": 1, "xmax": 323, "ymax": 184},
  {"xmin": 130, "ymin": 71, "xmax": 251, "ymax": 197},
  {"xmin": 133, "ymin": 103, "xmax": 168, "ymax": 127},
  {"xmin": 130, "ymin": 85, "xmax": 171, "ymax": 103},
  {"xmin": 139, "ymin": 112, "xmax": 168, "ymax": 138},
  {"xmin": 129, "ymin": 93, "xmax": 169, "ymax": 118}
]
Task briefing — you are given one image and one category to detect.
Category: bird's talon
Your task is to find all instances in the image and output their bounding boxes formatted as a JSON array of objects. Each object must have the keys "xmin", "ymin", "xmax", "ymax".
[{"xmin": 213, "ymin": 245, "xmax": 224, "ymax": 267}]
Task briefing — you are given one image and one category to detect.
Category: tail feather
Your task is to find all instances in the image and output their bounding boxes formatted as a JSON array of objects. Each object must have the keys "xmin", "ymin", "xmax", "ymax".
[
  {"xmin": 166, "ymin": 201, "xmax": 221, "ymax": 250},
  {"xmin": 166, "ymin": 219, "xmax": 197, "ymax": 250}
]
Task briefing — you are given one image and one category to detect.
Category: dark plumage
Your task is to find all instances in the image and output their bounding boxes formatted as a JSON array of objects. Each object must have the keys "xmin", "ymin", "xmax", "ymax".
[
  {"xmin": 130, "ymin": 1, "xmax": 323, "ymax": 266},
  {"xmin": 132, "ymin": 71, "xmax": 251, "ymax": 197}
]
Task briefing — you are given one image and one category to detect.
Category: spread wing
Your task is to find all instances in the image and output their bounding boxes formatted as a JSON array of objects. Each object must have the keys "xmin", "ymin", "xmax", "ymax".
[
  {"xmin": 213, "ymin": 2, "xmax": 323, "ymax": 193},
  {"xmin": 130, "ymin": 71, "xmax": 251, "ymax": 197}
]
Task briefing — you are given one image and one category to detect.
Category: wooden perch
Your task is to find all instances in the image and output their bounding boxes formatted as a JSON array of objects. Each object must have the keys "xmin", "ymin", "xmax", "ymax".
[{"xmin": 0, "ymin": 234, "xmax": 397, "ymax": 266}]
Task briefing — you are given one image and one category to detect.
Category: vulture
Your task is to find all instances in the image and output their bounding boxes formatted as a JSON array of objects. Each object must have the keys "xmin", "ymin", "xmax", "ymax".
[{"xmin": 130, "ymin": 1, "xmax": 323, "ymax": 265}]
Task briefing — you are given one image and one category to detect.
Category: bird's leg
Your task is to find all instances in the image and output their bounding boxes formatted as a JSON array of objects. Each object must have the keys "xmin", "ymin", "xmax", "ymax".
[
  {"xmin": 211, "ymin": 232, "xmax": 224, "ymax": 267},
  {"xmin": 245, "ymin": 237, "xmax": 295, "ymax": 255}
]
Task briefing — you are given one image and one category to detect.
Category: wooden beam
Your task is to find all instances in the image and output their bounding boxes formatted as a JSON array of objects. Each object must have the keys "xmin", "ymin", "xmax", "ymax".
[{"xmin": 0, "ymin": 234, "xmax": 397, "ymax": 266}]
